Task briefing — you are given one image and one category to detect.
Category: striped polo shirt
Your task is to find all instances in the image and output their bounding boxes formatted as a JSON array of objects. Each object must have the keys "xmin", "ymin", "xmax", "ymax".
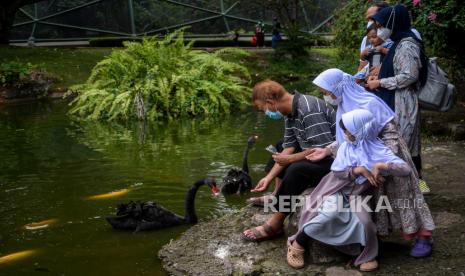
[{"xmin": 283, "ymin": 91, "xmax": 336, "ymax": 149}]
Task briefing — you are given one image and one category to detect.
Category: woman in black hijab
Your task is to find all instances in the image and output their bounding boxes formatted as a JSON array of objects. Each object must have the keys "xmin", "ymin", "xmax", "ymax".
[
  {"xmin": 367, "ymin": 4, "xmax": 427, "ymax": 178},
  {"xmin": 366, "ymin": 4, "xmax": 433, "ymax": 258}
]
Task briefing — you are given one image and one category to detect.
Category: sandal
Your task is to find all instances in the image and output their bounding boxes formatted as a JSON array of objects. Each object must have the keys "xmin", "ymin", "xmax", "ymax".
[
  {"xmin": 359, "ymin": 259, "xmax": 378, "ymax": 272},
  {"xmin": 242, "ymin": 223, "xmax": 283, "ymax": 242},
  {"xmin": 418, "ymin": 179, "xmax": 431, "ymax": 194},
  {"xmin": 246, "ymin": 195, "xmax": 274, "ymax": 206},
  {"xmin": 287, "ymin": 240, "xmax": 305, "ymax": 269}
]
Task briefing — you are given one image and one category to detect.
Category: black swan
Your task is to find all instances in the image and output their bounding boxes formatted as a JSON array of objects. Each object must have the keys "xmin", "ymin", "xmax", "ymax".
[
  {"xmin": 221, "ymin": 135, "xmax": 257, "ymax": 194},
  {"xmin": 106, "ymin": 178, "xmax": 219, "ymax": 232}
]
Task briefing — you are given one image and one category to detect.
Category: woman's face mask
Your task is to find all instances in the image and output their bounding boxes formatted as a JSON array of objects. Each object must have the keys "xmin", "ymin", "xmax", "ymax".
[
  {"xmin": 323, "ymin": 95, "xmax": 341, "ymax": 106},
  {"xmin": 376, "ymin": 7, "xmax": 395, "ymax": 41},
  {"xmin": 377, "ymin": 27, "xmax": 392, "ymax": 41}
]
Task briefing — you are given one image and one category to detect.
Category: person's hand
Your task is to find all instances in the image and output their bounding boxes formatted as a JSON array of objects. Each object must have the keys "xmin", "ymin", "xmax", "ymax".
[
  {"xmin": 353, "ymin": 166, "xmax": 378, "ymax": 187},
  {"xmin": 369, "ymin": 65, "xmax": 381, "ymax": 77},
  {"xmin": 251, "ymin": 176, "xmax": 272, "ymax": 192},
  {"xmin": 367, "ymin": 76, "xmax": 381, "ymax": 90},
  {"xmin": 358, "ymin": 60, "xmax": 369, "ymax": 71},
  {"xmin": 361, "ymin": 48, "xmax": 370, "ymax": 59},
  {"xmin": 273, "ymin": 153, "xmax": 293, "ymax": 166},
  {"xmin": 305, "ymin": 147, "xmax": 330, "ymax": 162},
  {"xmin": 372, "ymin": 162, "xmax": 388, "ymax": 184}
]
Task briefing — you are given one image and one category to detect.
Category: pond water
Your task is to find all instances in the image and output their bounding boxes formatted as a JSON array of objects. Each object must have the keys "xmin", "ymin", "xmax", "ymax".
[{"xmin": 0, "ymin": 100, "xmax": 283, "ymax": 275}]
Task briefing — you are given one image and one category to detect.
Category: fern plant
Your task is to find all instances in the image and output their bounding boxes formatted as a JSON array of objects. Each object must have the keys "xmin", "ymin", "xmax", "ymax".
[{"xmin": 69, "ymin": 29, "xmax": 251, "ymax": 121}]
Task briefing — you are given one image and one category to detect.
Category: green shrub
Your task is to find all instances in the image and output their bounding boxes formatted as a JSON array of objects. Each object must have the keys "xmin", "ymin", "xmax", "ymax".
[
  {"xmin": 398, "ymin": 0, "xmax": 465, "ymax": 86},
  {"xmin": 331, "ymin": 0, "xmax": 368, "ymax": 63},
  {"xmin": 0, "ymin": 62, "xmax": 34, "ymax": 87},
  {"xmin": 274, "ymin": 35, "xmax": 316, "ymax": 59},
  {"xmin": 69, "ymin": 29, "xmax": 252, "ymax": 121},
  {"xmin": 332, "ymin": 0, "xmax": 465, "ymax": 87},
  {"xmin": 0, "ymin": 62, "xmax": 56, "ymax": 98}
]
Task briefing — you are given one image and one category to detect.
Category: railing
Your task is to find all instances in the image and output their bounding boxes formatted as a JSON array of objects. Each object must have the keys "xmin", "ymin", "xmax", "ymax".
[{"xmin": 11, "ymin": 0, "xmax": 336, "ymax": 42}]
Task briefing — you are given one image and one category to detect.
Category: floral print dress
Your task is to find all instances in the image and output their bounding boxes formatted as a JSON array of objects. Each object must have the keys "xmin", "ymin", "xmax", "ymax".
[{"xmin": 379, "ymin": 38, "xmax": 422, "ymax": 158}]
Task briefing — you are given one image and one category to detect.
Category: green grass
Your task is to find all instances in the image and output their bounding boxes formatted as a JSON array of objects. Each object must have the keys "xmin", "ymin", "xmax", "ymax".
[
  {"xmin": 243, "ymin": 47, "xmax": 357, "ymax": 96},
  {"xmin": 0, "ymin": 46, "xmax": 352, "ymax": 96},
  {"xmin": 310, "ymin": 47, "xmax": 338, "ymax": 58},
  {"xmin": 0, "ymin": 47, "xmax": 112, "ymax": 90}
]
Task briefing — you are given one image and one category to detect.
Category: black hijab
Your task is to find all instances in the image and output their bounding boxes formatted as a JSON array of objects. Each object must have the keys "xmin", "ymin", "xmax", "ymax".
[{"xmin": 372, "ymin": 4, "xmax": 428, "ymax": 111}]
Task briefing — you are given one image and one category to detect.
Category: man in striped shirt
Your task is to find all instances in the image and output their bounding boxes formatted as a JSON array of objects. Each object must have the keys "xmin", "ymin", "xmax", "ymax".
[{"xmin": 243, "ymin": 80, "xmax": 336, "ymax": 242}]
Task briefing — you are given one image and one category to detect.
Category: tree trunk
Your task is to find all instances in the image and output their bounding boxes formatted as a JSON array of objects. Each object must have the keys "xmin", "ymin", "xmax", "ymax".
[{"xmin": 0, "ymin": 4, "xmax": 16, "ymax": 44}]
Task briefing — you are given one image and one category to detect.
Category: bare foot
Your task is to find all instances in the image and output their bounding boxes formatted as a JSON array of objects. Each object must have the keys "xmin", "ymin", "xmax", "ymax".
[{"xmin": 243, "ymin": 223, "xmax": 283, "ymax": 242}]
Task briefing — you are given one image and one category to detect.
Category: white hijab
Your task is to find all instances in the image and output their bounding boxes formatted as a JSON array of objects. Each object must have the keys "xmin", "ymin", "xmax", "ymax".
[
  {"xmin": 313, "ymin": 68, "xmax": 395, "ymax": 144},
  {"xmin": 331, "ymin": 109, "xmax": 405, "ymax": 183}
]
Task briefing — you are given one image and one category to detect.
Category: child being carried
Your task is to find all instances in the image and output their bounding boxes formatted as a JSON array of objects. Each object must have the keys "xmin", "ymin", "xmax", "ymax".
[{"xmin": 354, "ymin": 23, "xmax": 393, "ymax": 83}]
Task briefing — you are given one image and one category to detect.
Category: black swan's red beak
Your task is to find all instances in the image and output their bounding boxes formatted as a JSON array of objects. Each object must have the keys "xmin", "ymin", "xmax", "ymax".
[{"xmin": 211, "ymin": 185, "xmax": 220, "ymax": 197}]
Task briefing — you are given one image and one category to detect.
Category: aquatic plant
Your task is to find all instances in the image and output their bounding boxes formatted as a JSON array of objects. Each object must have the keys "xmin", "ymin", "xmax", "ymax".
[{"xmin": 68, "ymin": 29, "xmax": 251, "ymax": 121}]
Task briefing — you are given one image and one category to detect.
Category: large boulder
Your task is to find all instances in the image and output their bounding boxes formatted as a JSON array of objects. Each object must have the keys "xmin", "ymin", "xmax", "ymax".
[{"xmin": 158, "ymin": 192, "xmax": 346, "ymax": 275}]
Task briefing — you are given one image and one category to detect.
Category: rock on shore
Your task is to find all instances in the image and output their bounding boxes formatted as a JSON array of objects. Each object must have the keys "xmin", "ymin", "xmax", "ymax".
[
  {"xmin": 158, "ymin": 201, "xmax": 347, "ymax": 276},
  {"xmin": 159, "ymin": 142, "xmax": 465, "ymax": 275}
]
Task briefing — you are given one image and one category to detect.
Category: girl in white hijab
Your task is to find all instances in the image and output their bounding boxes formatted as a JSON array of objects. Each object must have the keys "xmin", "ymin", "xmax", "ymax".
[
  {"xmin": 312, "ymin": 68, "xmax": 394, "ymax": 146},
  {"xmin": 287, "ymin": 109, "xmax": 410, "ymax": 272},
  {"xmin": 306, "ymin": 68, "xmax": 435, "ymax": 258},
  {"xmin": 331, "ymin": 109, "xmax": 405, "ymax": 179}
]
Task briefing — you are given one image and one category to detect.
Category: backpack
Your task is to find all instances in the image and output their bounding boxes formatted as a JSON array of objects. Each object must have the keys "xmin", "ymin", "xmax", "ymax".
[
  {"xmin": 401, "ymin": 37, "xmax": 456, "ymax": 112},
  {"xmin": 418, "ymin": 57, "xmax": 456, "ymax": 112}
]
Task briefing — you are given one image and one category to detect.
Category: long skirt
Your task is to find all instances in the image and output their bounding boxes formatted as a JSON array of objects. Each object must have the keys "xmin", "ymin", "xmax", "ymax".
[
  {"xmin": 289, "ymin": 173, "xmax": 378, "ymax": 266},
  {"xmin": 302, "ymin": 192, "xmax": 366, "ymax": 247},
  {"xmin": 375, "ymin": 120, "xmax": 435, "ymax": 236}
]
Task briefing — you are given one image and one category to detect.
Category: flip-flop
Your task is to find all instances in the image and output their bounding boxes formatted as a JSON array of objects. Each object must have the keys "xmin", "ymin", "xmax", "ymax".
[
  {"xmin": 359, "ymin": 259, "xmax": 378, "ymax": 272},
  {"xmin": 246, "ymin": 195, "xmax": 274, "ymax": 206},
  {"xmin": 242, "ymin": 223, "xmax": 283, "ymax": 242},
  {"xmin": 246, "ymin": 196, "xmax": 265, "ymax": 206},
  {"xmin": 418, "ymin": 179, "xmax": 431, "ymax": 194}
]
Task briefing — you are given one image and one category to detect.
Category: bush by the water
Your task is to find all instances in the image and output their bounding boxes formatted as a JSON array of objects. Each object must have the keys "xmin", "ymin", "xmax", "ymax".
[
  {"xmin": 0, "ymin": 61, "xmax": 33, "ymax": 87},
  {"xmin": 69, "ymin": 29, "xmax": 251, "ymax": 121},
  {"xmin": 0, "ymin": 62, "xmax": 56, "ymax": 99}
]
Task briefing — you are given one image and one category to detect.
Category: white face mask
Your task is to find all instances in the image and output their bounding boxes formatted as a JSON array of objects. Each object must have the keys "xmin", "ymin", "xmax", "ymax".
[
  {"xmin": 377, "ymin": 7, "xmax": 395, "ymax": 41},
  {"xmin": 323, "ymin": 95, "xmax": 340, "ymax": 106},
  {"xmin": 377, "ymin": 27, "xmax": 392, "ymax": 41},
  {"xmin": 367, "ymin": 20, "xmax": 374, "ymax": 29}
]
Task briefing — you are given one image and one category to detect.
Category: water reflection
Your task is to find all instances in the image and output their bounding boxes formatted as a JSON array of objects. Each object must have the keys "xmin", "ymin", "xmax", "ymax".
[{"xmin": 0, "ymin": 100, "xmax": 283, "ymax": 275}]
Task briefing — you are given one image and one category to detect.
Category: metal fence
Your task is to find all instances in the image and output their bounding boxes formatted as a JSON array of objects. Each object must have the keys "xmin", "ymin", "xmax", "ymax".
[{"xmin": 11, "ymin": 0, "xmax": 340, "ymax": 42}]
